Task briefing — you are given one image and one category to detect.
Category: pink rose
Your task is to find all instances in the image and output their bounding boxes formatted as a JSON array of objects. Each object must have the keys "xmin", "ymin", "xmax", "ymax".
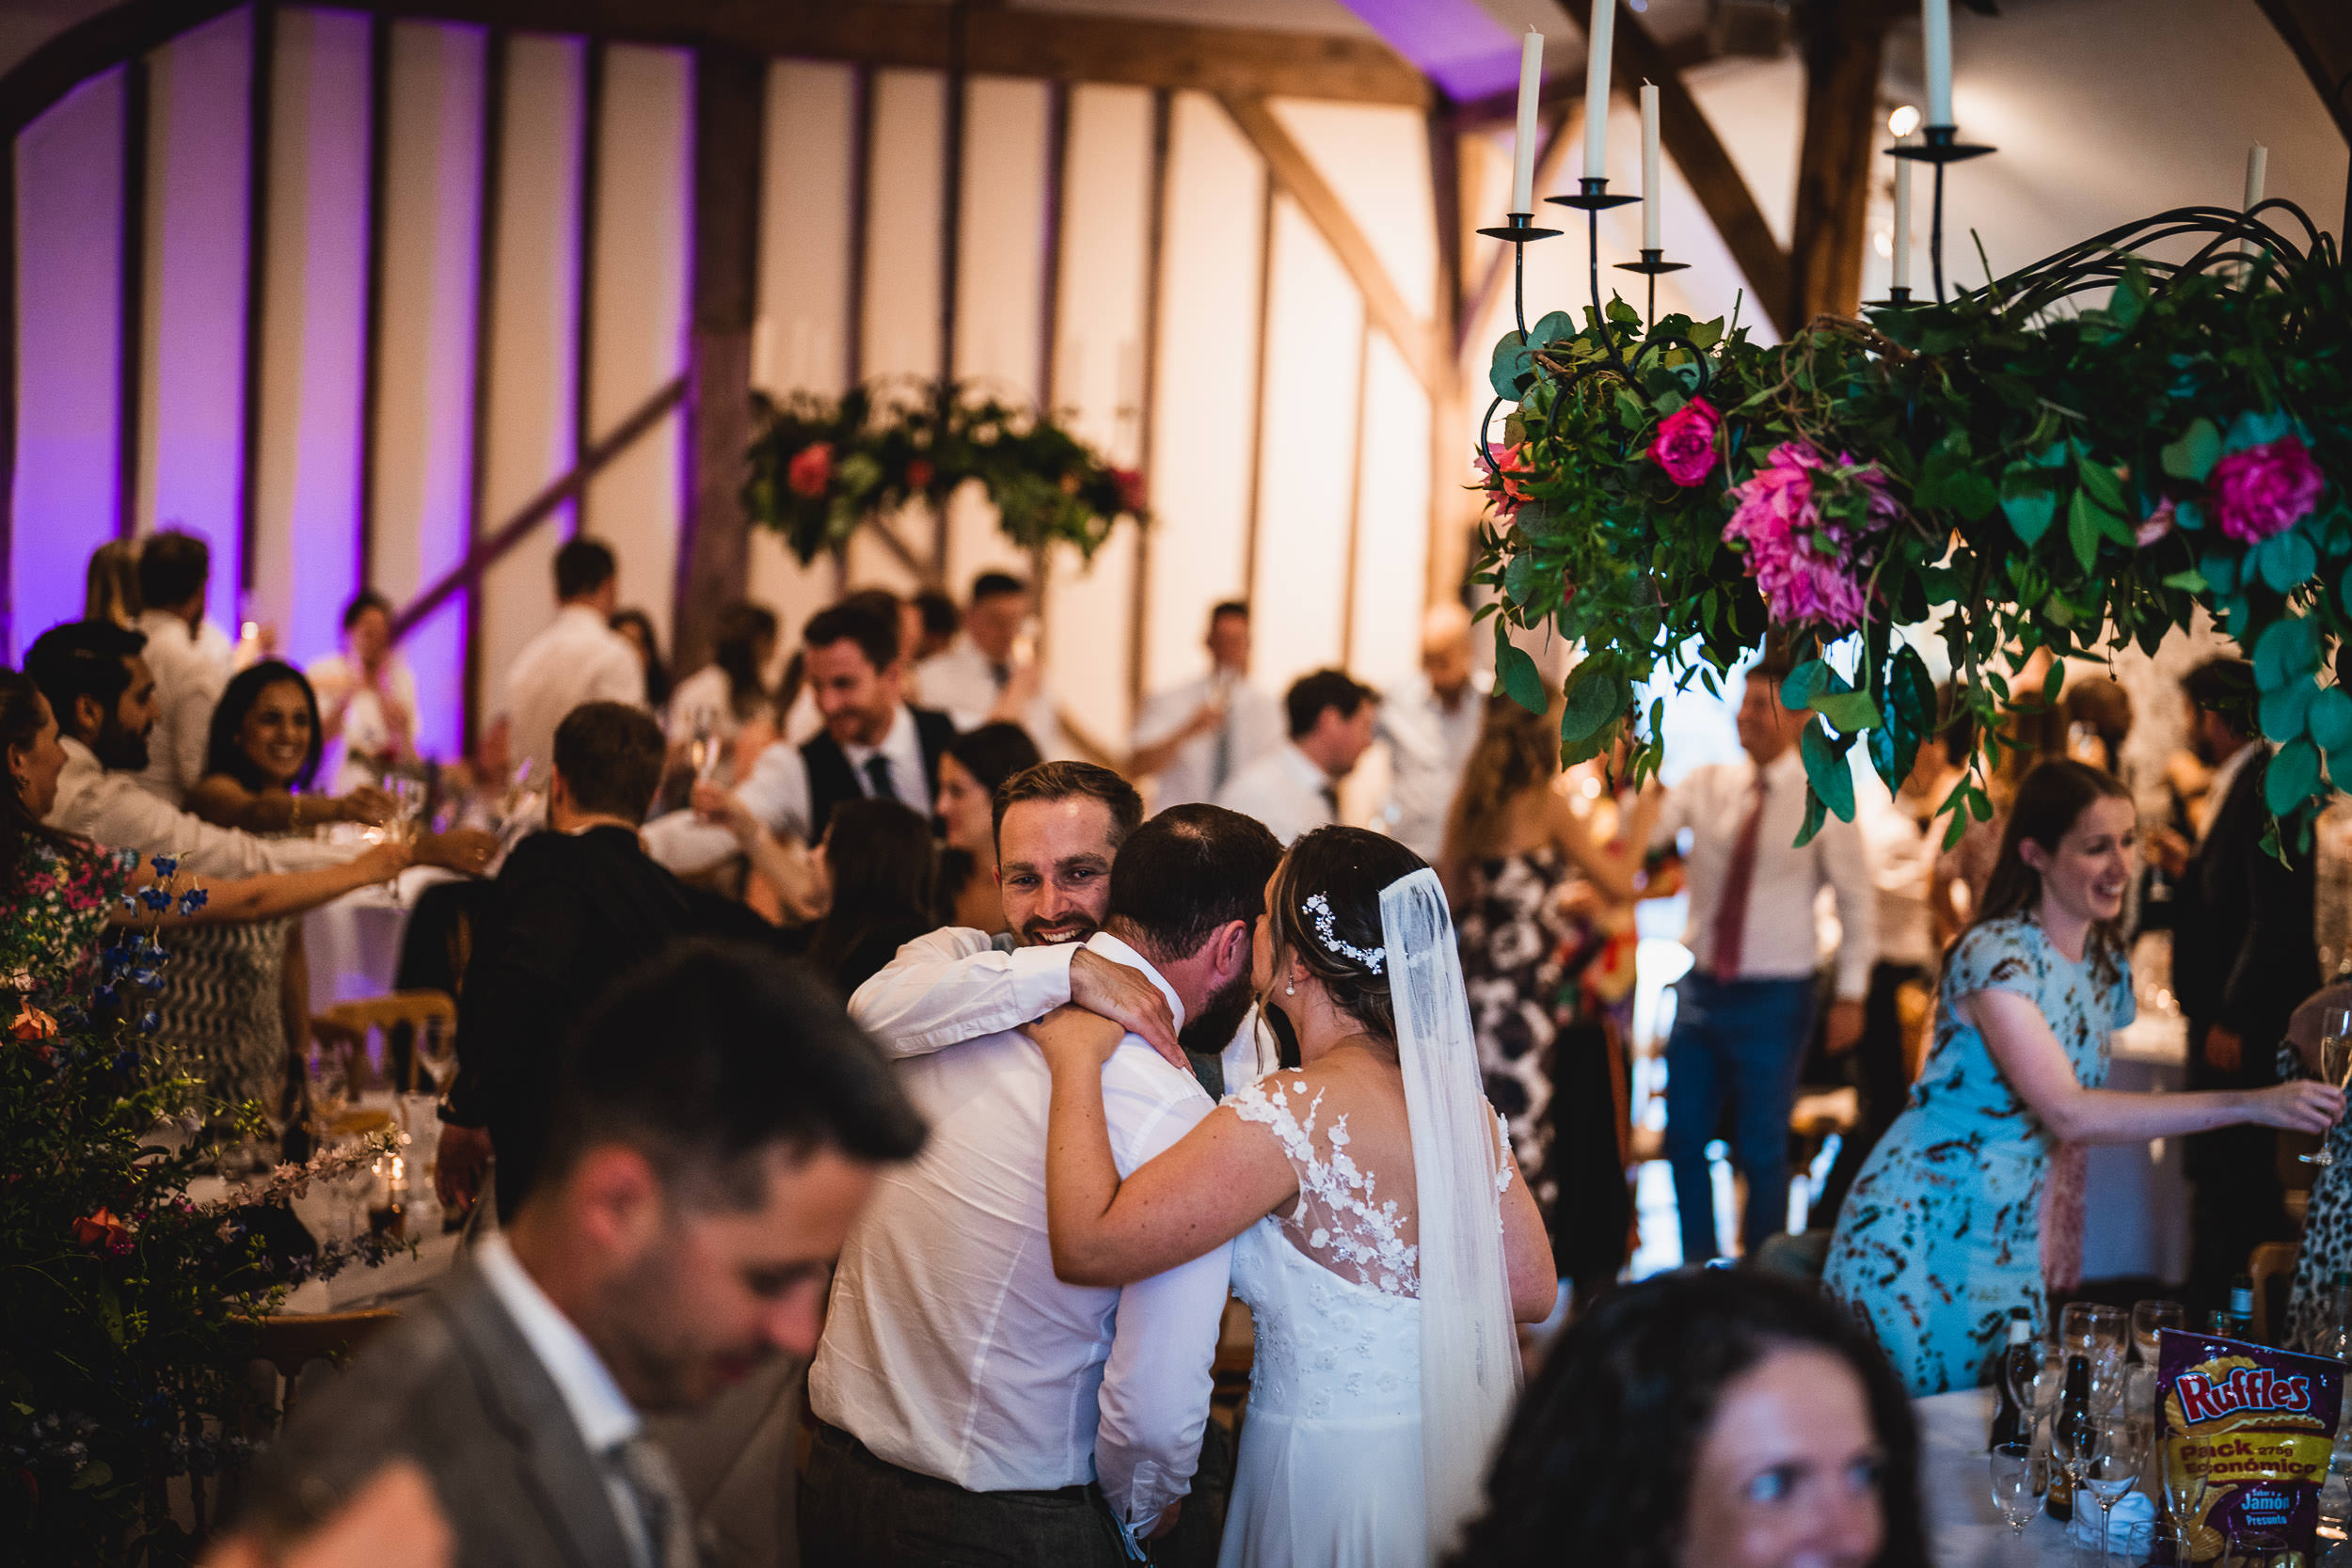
[
  {"xmin": 2210, "ymin": 435, "xmax": 2325, "ymax": 545},
  {"xmin": 905, "ymin": 457, "xmax": 935, "ymax": 492},
  {"xmin": 1650, "ymin": 397, "xmax": 1722, "ymax": 487},
  {"xmin": 1720, "ymin": 440, "xmax": 1894, "ymax": 630},
  {"xmin": 787, "ymin": 442, "xmax": 834, "ymax": 499},
  {"xmin": 1484, "ymin": 442, "xmax": 1535, "ymax": 519},
  {"xmin": 1112, "ymin": 467, "xmax": 1148, "ymax": 515}
]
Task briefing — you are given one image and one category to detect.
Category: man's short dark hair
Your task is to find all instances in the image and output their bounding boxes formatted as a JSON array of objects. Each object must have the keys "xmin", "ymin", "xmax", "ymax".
[
  {"xmin": 136, "ymin": 531, "xmax": 210, "ymax": 610},
  {"xmin": 537, "ymin": 939, "xmax": 926, "ymax": 1208},
  {"xmin": 1210, "ymin": 600, "xmax": 1249, "ymax": 626},
  {"xmin": 805, "ymin": 596, "xmax": 899, "ymax": 673},
  {"xmin": 554, "ymin": 538, "xmax": 618, "ymax": 601},
  {"xmin": 24, "ymin": 620, "xmax": 149, "ymax": 736},
  {"xmin": 1284, "ymin": 669, "xmax": 1375, "ymax": 740},
  {"xmin": 1104, "ymin": 803, "xmax": 1281, "ymax": 967},
  {"xmin": 2184, "ymin": 657, "xmax": 2255, "ymax": 723},
  {"xmin": 970, "ymin": 572, "xmax": 1027, "ymax": 605},
  {"xmin": 992, "ymin": 760, "xmax": 1144, "ymax": 854},
  {"xmin": 342, "ymin": 589, "xmax": 393, "ymax": 630},
  {"xmin": 552, "ymin": 701, "xmax": 666, "ymax": 823},
  {"xmin": 915, "ymin": 589, "xmax": 960, "ymax": 639}
]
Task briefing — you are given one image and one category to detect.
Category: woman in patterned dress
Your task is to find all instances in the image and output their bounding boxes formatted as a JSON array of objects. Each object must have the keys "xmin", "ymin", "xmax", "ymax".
[
  {"xmin": 2279, "ymin": 981, "xmax": 2352, "ymax": 1348},
  {"xmin": 2, "ymin": 668, "xmax": 409, "ymax": 1017},
  {"xmin": 1440, "ymin": 701, "xmax": 1659, "ymax": 1303},
  {"xmin": 1823, "ymin": 760, "xmax": 2338, "ymax": 1395}
]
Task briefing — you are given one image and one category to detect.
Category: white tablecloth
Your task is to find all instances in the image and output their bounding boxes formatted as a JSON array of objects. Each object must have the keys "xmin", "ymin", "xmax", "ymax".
[
  {"xmin": 302, "ymin": 866, "xmax": 453, "ymax": 1006},
  {"xmin": 2082, "ymin": 1012, "xmax": 2192, "ymax": 1284}
]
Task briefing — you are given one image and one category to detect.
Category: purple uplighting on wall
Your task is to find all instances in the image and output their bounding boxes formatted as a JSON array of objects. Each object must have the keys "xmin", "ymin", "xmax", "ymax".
[
  {"xmin": 144, "ymin": 8, "xmax": 256, "ymax": 635},
  {"xmin": 1333, "ymin": 0, "xmax": 1526, "ymax": 104},
  {"xmin": 10, "ymin": 69, "xmax": 126, "ymax": 661}
]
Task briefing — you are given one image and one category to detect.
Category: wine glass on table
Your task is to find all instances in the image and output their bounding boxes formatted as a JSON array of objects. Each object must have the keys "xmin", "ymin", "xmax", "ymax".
[
  {"xmin": 2084, "ymin": 1417, "xmax": 2149, "ymax": 1567},
  {"xmin": 2133, "ymin": 1299, "xmax": 2186, "ymax": 1364},
  {"xmin": 2054, "ymin": 1383, "xmax": 2105, "ymax": 1518},
  {"xmin": 2305, "ymin": 1006, "xmax": 2352, "ymax": 1167},
  {"xmin": 2008, "ymin": 1335, "xmax": 2064, "ymax": 1446},
  {"xmin": 1991, "ymin": 1441, "xmax": 2047, "ymax": 1538}
]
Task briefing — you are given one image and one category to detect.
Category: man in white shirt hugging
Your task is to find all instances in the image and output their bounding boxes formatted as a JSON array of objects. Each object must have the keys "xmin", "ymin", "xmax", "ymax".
[{"xmin": 807, "ymin": 800, "xmax": 1284, "ymax": 1564}]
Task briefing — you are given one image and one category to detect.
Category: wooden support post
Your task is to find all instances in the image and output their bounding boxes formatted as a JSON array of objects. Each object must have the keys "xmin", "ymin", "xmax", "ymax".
[
  {"xmin": 1788, "ymin": 0, "xmax": 1889, "ymax": 324},
  {"xmin": 673, "ymin": 45, "xmax": 764, "ymax": 675}
]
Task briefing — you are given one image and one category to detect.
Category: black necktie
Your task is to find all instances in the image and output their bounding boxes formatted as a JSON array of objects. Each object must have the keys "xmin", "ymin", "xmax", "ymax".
[
  {"xmin": 990, "ymin": 662, "xmax": 1011, "ymax": 689},
  {"xmin": 1320, "ymin": 784, "xmax": 1340, "ymax": 821},
  {"xmin": 863, "ymin": 755, "xmax": 898, "ymax": 802}
]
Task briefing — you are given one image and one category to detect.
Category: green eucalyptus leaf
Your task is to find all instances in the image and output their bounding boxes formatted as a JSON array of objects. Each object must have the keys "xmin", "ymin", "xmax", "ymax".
[
  {"xmin": 1780, "ymin": 659, "xmax": 1832, "ymax": 711},
  {"xmin": 2161, "ymin": 417, "xmax": 2222, "ymax": 482},
  {"xmin": 1531, "ymin": 309, "xmax": 1576, "ymax": 348},
  {"xmin": 2259, "ymin": 528, "xmax": 2318, "ymax": 594},
  {"xmin": 1487, "ymin": 334, "xmax": 1534, "ymax": 400},
  {"xmin": 1496, "ymin": 638, "xmax": 1549, "ymax": 717},
  {"xmin": 2253, "ymin": 614, "xmax": 2320, "ymax": 689},
  {"xmin": 2310, "ymin": 686, "xmax": 2352, "ymax": 752},
  {"xmin": 1795, "ymin": 784, "xmax": 1830, "ymax": 848},
  {"xmin": 1559, "ymin": 654, "xmax": 1623, "ymax": 739},
  {"xmin": 1800, "ymin": 722, "xmax": 1856, "ymax": 823},
  {"xmin": 2004, "ymin": 490, "xmax": 2057, "ymax": 546},
  {"xmin": 1812, "ymin": 689, "xmax": 1883, "ymax": 733},
  {"xmin": 2266, "ymin": 737, "xmax": 2321, "ymax": 816},
  {"xmin": 2204, "ymin": 552, "xmax": 2238, "ymax": 594},
  {"xmin": 2260, "ymin": 677, "xmax": 2316, "ymax": 742}
]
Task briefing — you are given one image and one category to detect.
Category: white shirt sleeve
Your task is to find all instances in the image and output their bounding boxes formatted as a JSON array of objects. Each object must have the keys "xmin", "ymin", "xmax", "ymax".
[
  {"xmin": 1816, "ymin": 813, "xmax": 1880, "ymax": 1000},
  {"xmin": 1649, "ymin": 776, "xmax": 1693, "ymax": 852},
  {"xmin": 733, "ymin": 738, "xmax": 815, "ymax": 843},
  {"xmin": 84, "ymin": 777, "xmax": 357, "ymax": 877},
  {"xmin": 1093, "ymin": 1064, "xmax": 1229, "ymax": 1537},
  {"xmin": 590, "ymin": 639, "xmax": 649, "ymax": 709},
  {"xmin": 845, "ymin": 927, "xmax": 1080, "ymax": 1058}
]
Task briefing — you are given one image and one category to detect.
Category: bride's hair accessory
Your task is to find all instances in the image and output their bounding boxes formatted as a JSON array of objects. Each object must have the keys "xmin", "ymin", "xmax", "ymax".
[{"xmin": 1302, "ymin": 893, "xmax": 1385, "ymax": 974}]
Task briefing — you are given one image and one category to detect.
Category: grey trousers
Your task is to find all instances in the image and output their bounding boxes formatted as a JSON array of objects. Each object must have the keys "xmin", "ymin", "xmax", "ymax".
[{"xmin": 799, "ymin": 1421, "xmax": 1130, "ymax": 1568}]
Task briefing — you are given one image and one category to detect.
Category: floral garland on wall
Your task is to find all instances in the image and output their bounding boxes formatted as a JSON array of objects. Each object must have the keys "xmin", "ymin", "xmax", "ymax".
[
  {"xmin": 743, "ymin": 380, "xmax": 1149, "ymax": 567},
  {"xmin": 1472, "ymin": 207, "xmax": 2350, "ymax": 846}
]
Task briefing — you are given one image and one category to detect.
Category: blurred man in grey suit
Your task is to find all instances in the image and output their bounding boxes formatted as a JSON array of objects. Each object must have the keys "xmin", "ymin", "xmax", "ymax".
[{"xmin": 231, "ymin": 940, "xmax": 927, "ymax": 1568}]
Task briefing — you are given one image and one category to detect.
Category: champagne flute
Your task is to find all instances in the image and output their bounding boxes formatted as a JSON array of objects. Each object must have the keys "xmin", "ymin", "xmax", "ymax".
[
  {"xmin": 2008, "ymin": 1337, "xmax": 2064, "ymax": 1444},
  {"xmin": 2133, "ymin": 1299, "xmax": 2186, "ymax": 1364},
  {"xmin": 1991, "ymin": 1441, "xmax": 2046, "ymax": 1537},
  {"xmin": 2313, "ymin": 1006, "xmax": 2352, "ymax": 1167}
]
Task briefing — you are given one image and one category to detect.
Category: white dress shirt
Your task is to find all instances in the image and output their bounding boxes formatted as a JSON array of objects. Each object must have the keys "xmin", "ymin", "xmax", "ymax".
[
  {"xmin": 811, "ymin": 932, "xmax": 1231, "ymax": 1539},
  {"xmin": 134, "ymin": 610, "xmax": 230, "ymax": 805},
  {"xmin": 849, "ymin": 925, "xmax": 1272, "ymax": 1090},
  {"xmin": 1652, "ymin": 746, "xmax": 1877, "ymax": 999},
  {"xmin": 1130, "ymin": 672, "xmax": 1284, "ymax": 813},
  {"xmin": 914, "ymin": 636, "xmax": 1065, "ymax": 759},
  {"xmin": 47, "ymin": 736, "xmax": 357, "ymax": 877},
  {"xmin": 474, "ymin": 1233, "xmax": 652, "ymax": 1568},
  {"xmin": 502, "ymin": 604, "xmax": 648, "ymax": 782},
  {"xmin": 1215, "ymin": 742, "xmax": 1337, "ymax": 847},
  {"xmin": 1375, "ymin": 672, "xmax": 1486, "ymax": 863},
  {"xmin": 1856, "ymin": 776, "xmax": 1939, "ymax": 970},
  {"xmin": 641, "ymin": 704, "xmax": 932, "ymax": 878}
]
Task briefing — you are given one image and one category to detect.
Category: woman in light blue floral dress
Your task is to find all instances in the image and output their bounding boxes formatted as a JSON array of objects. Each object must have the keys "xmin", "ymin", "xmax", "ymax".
[{"xmin": 1824, "ymin": 761, "xmax": 2339, "ymax": 1396}]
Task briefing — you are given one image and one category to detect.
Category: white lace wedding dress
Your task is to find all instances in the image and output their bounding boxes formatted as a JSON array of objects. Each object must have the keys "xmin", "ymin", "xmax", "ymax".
[{"xmin": 1216, "ymin": 1069, "xmax": 1514, "ymax": 1568}]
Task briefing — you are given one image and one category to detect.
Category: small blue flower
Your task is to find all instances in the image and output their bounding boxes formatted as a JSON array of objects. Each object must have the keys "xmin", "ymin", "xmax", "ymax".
[
  {"xmin": 139, "ymin": 1011, "xmax": 159, "ymax": 1034},
  {"xmin": 177, "ymin": 889, "xmax": 207, "ymax": 915},
  {"xmin": 151, "ymin": 855, "xmax": 178, "ymax": 879},
  {"xmin": 119, "ymin": 893, "xmax": 139, "ymax": 912},
  {"xmin": 138, "ymin": 888, "xmax": 170, "ymax": 912}
]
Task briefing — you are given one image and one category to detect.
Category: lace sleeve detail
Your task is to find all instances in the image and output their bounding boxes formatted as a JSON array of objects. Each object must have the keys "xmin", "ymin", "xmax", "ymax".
[
  {"xmin": 1492, "ymin": 1107, "xmax": 1516, "ymax": 1196},
  {"xmin": 1222, "ymin": 1069, "xmax": 1420, "ymax": 1297}
]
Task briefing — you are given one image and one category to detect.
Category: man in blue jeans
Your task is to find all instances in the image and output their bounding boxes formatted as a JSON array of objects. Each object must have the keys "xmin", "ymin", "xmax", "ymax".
[{"xmin": 1651, "ymin": 656, "xmax": 1877, "ymax": 1260}]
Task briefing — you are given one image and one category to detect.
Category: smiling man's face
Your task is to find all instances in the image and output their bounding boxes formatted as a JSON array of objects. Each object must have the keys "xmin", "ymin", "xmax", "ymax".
[{"xmin": 994, "ymin": 795, "xmax": 1119, "ymax": 947}]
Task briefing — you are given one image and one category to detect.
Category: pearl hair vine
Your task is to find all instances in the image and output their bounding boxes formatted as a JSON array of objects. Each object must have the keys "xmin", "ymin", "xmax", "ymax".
[{"xmin": 1300, "ymin": 893, "xmax": 1385, "ymax": 974}]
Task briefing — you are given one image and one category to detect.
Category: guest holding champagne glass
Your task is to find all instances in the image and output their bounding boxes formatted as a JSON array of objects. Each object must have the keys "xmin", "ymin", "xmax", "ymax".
[{"xmin": 1824, "ymin": 760, "xmax": 2340, "ymax": 1396}]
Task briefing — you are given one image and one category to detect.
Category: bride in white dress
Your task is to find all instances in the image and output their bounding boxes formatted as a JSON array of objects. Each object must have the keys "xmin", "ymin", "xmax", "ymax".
[{"xmin": 1033, "ymin": 826, "xmax": 1555, "ymax": 1565}]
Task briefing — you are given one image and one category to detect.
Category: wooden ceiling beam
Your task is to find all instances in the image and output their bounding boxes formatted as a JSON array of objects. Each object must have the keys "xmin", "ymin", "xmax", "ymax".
[
  {"xmin": 2253, "ymin": 0, "xmax": 2352, "ymax": 147},
  {"xmin": 1788, "ymin": 0, "xmax": 1890, "ymax": 324},
  {"xmin": 1219, "ymin": 93, "xmax": 1441, "ymax": 395}
]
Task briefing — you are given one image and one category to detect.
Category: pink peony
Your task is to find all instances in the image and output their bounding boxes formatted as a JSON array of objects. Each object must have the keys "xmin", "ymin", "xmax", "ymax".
[
  {"xmin": 1720, "ymin": 441, "xmax": 1896, "ymax": 630},
  {"xmin": 2210, "ymin": 435, "xmax": 2325, "ymax": 545},
  {"xmin": 1484, "ymin": 442, "xmax": 1535, "ymax": 519},
  {"xmin": 1650, "ymin": 397, "xmax": 1722, "ymax": 487},
  {"xmin": 787, "ymin": 442, "xmax": 834, "ymax": 499},
  {"xmin": 2135, "ymin": 498, "xmax": 2178, "ymax": 547}
]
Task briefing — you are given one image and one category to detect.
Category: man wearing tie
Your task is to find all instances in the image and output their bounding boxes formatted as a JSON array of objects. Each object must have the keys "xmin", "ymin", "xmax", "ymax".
[
  {"xmin": 914, "ymin": 571, "xmax": 1065, "ymax": 758},
  {"xmin": 1127, "ymin": 601, "xmax": 1284, "ymax": 812},
  {"xmin": 1214, "ymin": 669, "xmax": 1378, "ymax": 846},
  {"xmin": 643, "ymin": 597, "xmax": 957, "ymax": 879},
  {"xmin": 1649, "ymin": 653, "xmax": 1876, "ymax": 1260}
]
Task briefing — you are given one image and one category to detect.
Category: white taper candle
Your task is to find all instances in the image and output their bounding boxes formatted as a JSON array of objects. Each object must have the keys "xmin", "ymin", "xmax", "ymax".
[
  {"xmin": 2244, "ymin": 143, "xmax": 2269, "ymax": 211},
  {"xmin": 1582, "ymin": 0, "xmax": 1614, "ymax": 181},
  {"xmin": 1892, "ymin": 145, "xmax": 1913, "ymax": 293},
  {"xmin": 1640, "ymin": 83, "xmax": 1661, "ymax": 250},
  {"xmin": 1923, "ymin": 0, "xmax": 1953, "ymax": 127},
  {"xmin": 1511, "ymin": 29, "xmax": 1544, "ymax": 214}
]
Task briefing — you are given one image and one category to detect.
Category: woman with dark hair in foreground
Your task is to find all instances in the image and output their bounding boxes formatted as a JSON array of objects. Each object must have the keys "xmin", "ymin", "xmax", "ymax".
[{"xmin": 1451, "ymin": 1269, "xmax": 1929, "ymax": 1568}]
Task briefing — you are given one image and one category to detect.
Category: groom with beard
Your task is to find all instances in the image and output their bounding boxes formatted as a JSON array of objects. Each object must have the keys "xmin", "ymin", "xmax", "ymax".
[{"xmin": 806, "ymin": 800, "xmax": 1281, "ymax": 1566}]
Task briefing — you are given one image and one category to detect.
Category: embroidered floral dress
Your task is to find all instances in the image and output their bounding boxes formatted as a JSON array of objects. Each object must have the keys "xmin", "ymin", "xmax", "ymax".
[
  {"xmin": 3, "ymin": 837, "xmax": 141, "ymax": 1012},
  {"xmin": 1823, "ymin": 912, "xmax": 2133, "ymax": 1396},
  {"xmin": 1216, "ymin": 1069, "xmax": 1513, "ymax": 1568}
]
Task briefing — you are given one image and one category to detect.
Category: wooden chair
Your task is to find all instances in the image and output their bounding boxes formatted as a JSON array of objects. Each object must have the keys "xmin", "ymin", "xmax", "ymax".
[
  {"xmin": 2249, "ymin": 1239, "xmax": 2299, "ymax": 1345},
  {"xmin": 249, "ymin": 1308, "xmax": 400, "ymax": 1427},
  {"xmin": 311, "ymin": 990, "xmax": 458, "ymax": 1095}
]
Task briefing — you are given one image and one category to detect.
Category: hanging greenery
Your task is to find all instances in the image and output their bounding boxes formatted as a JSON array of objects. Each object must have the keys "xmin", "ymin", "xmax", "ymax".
[
  {"xmin": 1471, "ymin": 205, "xmax": 2350, "ymax": 846},
  {"xmin": 743, "ymin": 379, "xmax": 1149, "ymax": 567}
]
